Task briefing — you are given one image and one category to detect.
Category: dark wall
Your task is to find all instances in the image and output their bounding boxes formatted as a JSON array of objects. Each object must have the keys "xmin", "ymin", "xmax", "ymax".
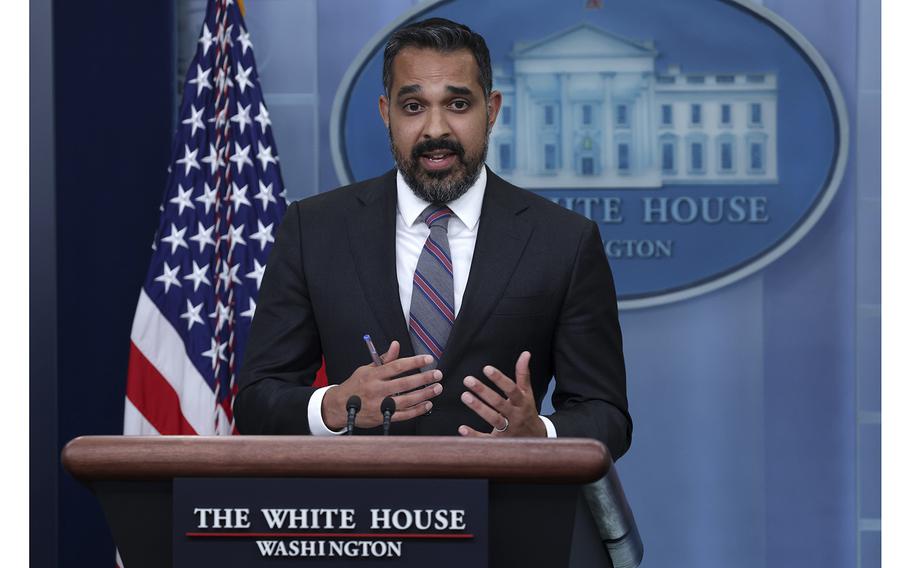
[
  {"xmin": 48, "ymin": 1, "xmax": 176, "ymax": 565},
  {"xmin": 30, "ymin": 0, "xmax": 57, "ymax": 565}
]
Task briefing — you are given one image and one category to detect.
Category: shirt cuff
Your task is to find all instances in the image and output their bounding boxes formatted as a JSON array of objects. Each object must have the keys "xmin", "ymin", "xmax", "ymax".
[
  {"xmin": 539, "ymin": 415, "xmax": 557, "ymax": 438},
  {"xmin": 308, "ymin": 385, "xmax": 348, "ymax": 436}
]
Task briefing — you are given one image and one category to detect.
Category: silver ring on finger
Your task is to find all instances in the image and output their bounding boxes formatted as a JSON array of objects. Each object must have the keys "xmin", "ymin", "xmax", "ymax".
[{"xmin": 494, "ymin": 416, "xmax": 509, "ymax": 433}]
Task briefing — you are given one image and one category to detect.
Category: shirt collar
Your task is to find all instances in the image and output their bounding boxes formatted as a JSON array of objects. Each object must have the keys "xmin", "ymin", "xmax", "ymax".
[{"xmin": 396, "ymin": 166, "xmax": 486, "ymax": 231}]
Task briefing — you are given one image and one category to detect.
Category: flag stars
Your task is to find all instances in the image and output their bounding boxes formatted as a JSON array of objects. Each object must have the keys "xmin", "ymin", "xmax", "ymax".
[
  {"xmin": 181, "ymin": 104, "xmax": 206, "ymax": 137},
  {"xmin": 202, "ymin": 337, "xmax": 228, "ymax": 369},
  {"xmin": 231, "ymin": 103, "xmax": 252, "ymax": 135},
  {"xmin": 160, "ymin": 223, "xmax": 189, "ymax": 254},
  {"xmin": 188, "ymin": 64, "xmax": 212, "ymax": 97},
  {"xmin": 214, "ymin": 67, "xmax": 234, "ymax": 92},
  {"xmin": 246, "ymin": 259, "xmax": 266, "ymax": 289},
  {"xmin": 208, "ymin": 107, "xmax": 229, "ymax": 130},
  {"xmin": 227, "ymin": 224, "xmax": 246, "ymax": 255},
  {"xmin": 229, "ymin": 142, "xmax": 253, "ymax": 174},
  {"xmin": 154, "ymin": 262, "xmax": 181, "ymax": 293},
  {"xmin": 201, "ymin": 143, "xmax": 225, "ymax": 175},
  {"xmin": 180, "ymin": 299, "xmax": 205, "ymax": 330},
  {"xmin": 235, "ymin": 63, "xmax": 254, "ymax": 94},
  {"xmin": 237, "ymin": 27, "xmax": 253, "ymax": 54},
  {"xmin": 228, "ymin": 182, "xmax": 251, "ymax": 212},
  {"xmin": 217, "ymin": 23, "xmax": 234, "ymax": 49},
  {"xmin": 254, "ymin": 180, "xmax": 277, "ymax": 209},
  {"xmin": 198, "ymin": 24, "xmax": 214, "ymax": 56},
  {"xmin": 189, "ymin": 221, "xmax": 216, "ymax": 252},
  {"xmin": 218, "ymin": 262, "xmax": 242, "ymax": 292},
  {"xmin": 256, "ymin": 142, "xmax": 278, "ymax": 170},
  {"xmin": 240, "ymin": 297, "xmax": 257, "ymax": 319},
  {"xmin": 249, "ymin": 220, "xmax": 275, "ymax": 250},
  {"xmin": 169, "ymin": 185, "xmax": 195, "ymax": 215},
  {"xmin": 195, "ymin": 183, "xmax": 218, "ymax": 214},
  {"xmin": 176, "ymin": 144, "xmax": 200, "ymax": 176},
  {"xmin": 209, "ymin": 300, "xmax": 232, "ymax": 334},
  {"xmin": 183, "ymin": 261, "xmax": 211, "ymax": 292},
  {"xmin": 254, "ymin": 104, "xmax": 271, "ymax": 133}
]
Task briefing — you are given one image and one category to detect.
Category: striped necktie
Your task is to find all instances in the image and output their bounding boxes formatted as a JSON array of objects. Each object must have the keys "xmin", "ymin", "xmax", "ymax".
[{"xmin": 408, "ymin": 205, "xmax": 455, "ymax": 369}]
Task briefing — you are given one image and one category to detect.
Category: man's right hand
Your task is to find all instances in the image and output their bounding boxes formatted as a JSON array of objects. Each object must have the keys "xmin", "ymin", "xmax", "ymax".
[{"xmin": 321, "ymin": 340, "xmax": 443, "ymax": 430}]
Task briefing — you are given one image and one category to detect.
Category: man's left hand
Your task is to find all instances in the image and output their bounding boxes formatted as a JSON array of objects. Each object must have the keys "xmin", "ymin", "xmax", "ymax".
[{"xmin": 458, "ymin": 351, "xmax": 547, "ymax": 438}]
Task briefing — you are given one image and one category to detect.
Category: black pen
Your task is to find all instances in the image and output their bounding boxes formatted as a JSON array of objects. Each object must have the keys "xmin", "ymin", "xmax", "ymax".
[{"xmin": 363, "ymin": 334, "xmax": 384, "ymax": 366}]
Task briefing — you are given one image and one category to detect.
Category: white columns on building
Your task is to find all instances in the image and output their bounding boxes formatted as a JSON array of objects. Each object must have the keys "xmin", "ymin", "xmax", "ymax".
[
  {"xmin": 601, "ymin": 72, "xmax": 615, "ymax": 172},
  {"xmin": 559, "ymin": 73, "xmax": 572, "ymax": 174}
]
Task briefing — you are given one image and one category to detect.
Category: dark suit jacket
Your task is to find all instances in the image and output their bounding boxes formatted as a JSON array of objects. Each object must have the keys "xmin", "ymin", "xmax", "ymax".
[{"xmin": 235, "ymin": 168, "xmax": 632, "ymax": 460}]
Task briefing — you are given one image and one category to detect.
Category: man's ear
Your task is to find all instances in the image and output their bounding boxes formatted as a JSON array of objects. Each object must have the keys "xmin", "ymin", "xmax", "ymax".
[
  {"xmin": 379, "ymin": 95, "xmax": 390, "ymax": 128},
  {"xmin": 486, "ymin": 90, "xmax": 503, "ymax": 131}
]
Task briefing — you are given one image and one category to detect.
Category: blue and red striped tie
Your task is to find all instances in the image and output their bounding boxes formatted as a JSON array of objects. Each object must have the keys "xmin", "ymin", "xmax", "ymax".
[{"xmin": 408, "ymin": 205, "xmax": 455, "ymax": 369}]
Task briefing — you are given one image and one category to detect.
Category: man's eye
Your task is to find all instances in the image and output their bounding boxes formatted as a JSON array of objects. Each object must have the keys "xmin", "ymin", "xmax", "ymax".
[
  {"xmin": 404, "ymin": 103, "xmax": 422, "ymax": 113},
  {"xmin": 450, "ymin": 100, "xmax": 469, "ymax": 111}
]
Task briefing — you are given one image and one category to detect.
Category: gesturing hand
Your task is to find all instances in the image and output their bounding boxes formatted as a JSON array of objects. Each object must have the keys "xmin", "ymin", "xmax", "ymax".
[
  {"xmin": 458, "ymin": 351, "xmax": 546, "ymax": 438},
  {"xmin": 322, "ymin": 341, "xmax": 443, "ymax": 430}
]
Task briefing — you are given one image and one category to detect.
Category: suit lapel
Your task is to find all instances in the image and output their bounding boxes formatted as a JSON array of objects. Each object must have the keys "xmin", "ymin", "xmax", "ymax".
[
  {"xmin": 439, "ymin": 170, "xmax": 533, "ymax": 372},
  {"xmin": 346, "ymin": 170, "xmax": 414, "ymax": 357}
]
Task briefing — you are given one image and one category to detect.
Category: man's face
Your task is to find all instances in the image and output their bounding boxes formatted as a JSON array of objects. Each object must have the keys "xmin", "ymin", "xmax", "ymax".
[{"xmin": 379, "ymin": 47, "xmax": 502, "ymax": 203}]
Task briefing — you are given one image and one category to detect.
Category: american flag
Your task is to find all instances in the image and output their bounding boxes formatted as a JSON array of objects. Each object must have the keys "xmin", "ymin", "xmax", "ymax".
[{"xmin": 123, "ymin": 0, "xmax": 287, "ymax": 437}]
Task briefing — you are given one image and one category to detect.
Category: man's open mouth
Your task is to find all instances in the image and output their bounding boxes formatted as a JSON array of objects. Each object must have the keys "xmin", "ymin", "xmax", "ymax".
[{"xmin": 420, "ymin": 151, "xmax": 457, "ymax": 170}]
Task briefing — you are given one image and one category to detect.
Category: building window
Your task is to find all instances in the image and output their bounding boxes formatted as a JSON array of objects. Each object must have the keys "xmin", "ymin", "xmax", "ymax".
[
  {"xmin": 616, "ymin": 104, "xmax": 628, "ymax": 127},
  {"xmin": 660, "ymin": 133, "xmax": 677, "ymax": 174},
  {"xmin": 721, "ymin": 104, "xmax": 732, "ymax": 126},
  {"xmin": 501, "ymin": 106, "xmax": 511, "ymax": 126},
  {"xmin": 661, "ymin": 104, "xmax": 673, "ymax": 126},
  {"xmin": 544, "ymin": 105, "xmax": 554, "ymax": 126},
  {"xmin": 544, "ymin": 144, "xmax": 557, "ymax": 171},
  {"xmin": 661, "ymin": 142, "xmax": 675, "ymax": 173},
  {"xmin": 582, "ymin": 104, "xmax": 593, "ymax": 125},
  {"xmin": 750, "ymin": 103, "xmax": 762, "ymax": 126},
  {"xmin": 722, "ymin": 143, "xmax": 733, "ymax": 171},
  {"xmin": 750, "ymin": 142, "xmax": 764, "ymax": 172},
  {"xmin": 617, "ymin": 143, "xmax": 630, "ymax": 172},
  {"xmin": 582, "ymin": 157, "xmax": 594, "ymax": 175},
  {"xmin": 686, "ymin": 75, "xmax": 705, "ymax": 84},
  {"xmin": 717, "ymin": 137, "xmax": 735, "ymax": 173},
  {"xmin": 499, "ymin": 143, "xmax": 512, "ymax": 171},
  {"xmin": 716, "ymin": 75, "xmax": 735, "ymax": 84},
  {"xmin": 688, "ymin": 140, "xmax": 705, "ymax": 174},
  {"xmin": 746, "ymin": 74, "xmax": 765, "ymax": 84},
  {"xmin": 691, "ymin": 104, "xmax": 702, "ymax": 126}
]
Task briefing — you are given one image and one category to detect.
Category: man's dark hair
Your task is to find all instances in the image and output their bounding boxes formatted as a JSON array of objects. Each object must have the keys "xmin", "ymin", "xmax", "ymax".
[{"xmin": 382, "ymin": 18, "xmax": 492, "ymax": 99}]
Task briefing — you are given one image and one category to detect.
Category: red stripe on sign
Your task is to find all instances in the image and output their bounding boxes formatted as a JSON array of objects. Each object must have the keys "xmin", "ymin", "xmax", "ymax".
[
  {"xmin": 126, "ymin": 342, "xmax": 198, "ymax": 435},
  {"xmin": 186, "ymin": 532, "xmax": 474, "ymax": 539}
]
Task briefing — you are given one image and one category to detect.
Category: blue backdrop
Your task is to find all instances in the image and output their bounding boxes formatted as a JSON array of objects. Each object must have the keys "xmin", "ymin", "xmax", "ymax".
[{"xmin": 31, "ymin": 1, "xmax": 880, "ymax": 566}]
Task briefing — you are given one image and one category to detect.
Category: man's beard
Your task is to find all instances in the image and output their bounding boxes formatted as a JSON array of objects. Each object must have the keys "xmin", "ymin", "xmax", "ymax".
[{"xmin": 389, "ymin": 128, "xmax": 488, "ymax": 204}]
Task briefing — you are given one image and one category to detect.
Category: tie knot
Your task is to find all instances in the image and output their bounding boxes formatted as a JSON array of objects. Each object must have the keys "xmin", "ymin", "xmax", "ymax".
[{"xmin": 421, "ymin": 205, "xmax": 453, "ymax": 230}]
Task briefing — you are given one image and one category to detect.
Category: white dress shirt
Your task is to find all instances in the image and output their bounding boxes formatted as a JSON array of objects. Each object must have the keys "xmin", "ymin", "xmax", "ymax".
[{"xmin": 307, "ymin": 168, "xmax": 556, "ymax": 438}]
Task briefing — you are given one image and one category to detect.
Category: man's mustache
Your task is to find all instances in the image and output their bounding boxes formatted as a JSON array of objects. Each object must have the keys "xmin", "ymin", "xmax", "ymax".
[{"xmin": 411, "ymin": 138, "xmax": 465, "ymax": 161}]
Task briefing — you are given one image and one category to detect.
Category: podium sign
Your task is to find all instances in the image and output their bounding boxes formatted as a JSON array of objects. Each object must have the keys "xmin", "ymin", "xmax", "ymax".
[{"xmin": 173, "ymin": 478, "xmax": 488, "ymax": 567}]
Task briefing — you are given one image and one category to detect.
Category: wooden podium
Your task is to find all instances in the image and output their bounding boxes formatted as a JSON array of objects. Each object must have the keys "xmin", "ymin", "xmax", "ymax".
[{"xmin": 63, "ymin": 436, "xmax": 641, "ymax": 567}]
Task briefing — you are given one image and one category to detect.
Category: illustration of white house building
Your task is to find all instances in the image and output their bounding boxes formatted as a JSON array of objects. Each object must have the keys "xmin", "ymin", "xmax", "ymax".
[{"xmin": 489, "ymin": 24, "xmax": 778, "ymax": 188}]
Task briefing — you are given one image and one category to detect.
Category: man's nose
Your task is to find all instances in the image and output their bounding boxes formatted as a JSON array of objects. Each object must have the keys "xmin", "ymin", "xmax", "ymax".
[{"xmin": 422, "ymin": 106, "xmax": 451, "ymax": 139}]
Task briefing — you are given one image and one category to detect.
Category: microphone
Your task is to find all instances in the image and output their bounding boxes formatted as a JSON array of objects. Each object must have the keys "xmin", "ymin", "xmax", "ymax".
[
  {"xmin": 345, "ymin": 395, "xmax": 362, "ymax": 435},
  {"xmin": 380, "ymin": 397, "xmax": 396, "ymax": 436}
]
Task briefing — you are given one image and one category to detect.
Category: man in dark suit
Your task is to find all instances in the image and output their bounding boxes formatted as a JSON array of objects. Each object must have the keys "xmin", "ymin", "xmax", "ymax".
[{"xmin": 235, "ymin": 18, "xmax": 632, "ymax": 460}]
